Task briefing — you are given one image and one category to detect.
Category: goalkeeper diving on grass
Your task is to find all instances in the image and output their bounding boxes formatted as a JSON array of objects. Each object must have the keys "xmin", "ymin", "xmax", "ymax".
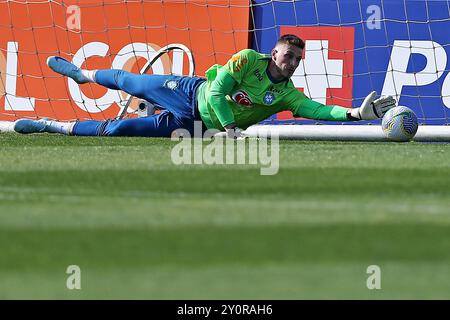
[{"xmin": 14, "ymin": 34, "xmax": 396, "ymax": 138}]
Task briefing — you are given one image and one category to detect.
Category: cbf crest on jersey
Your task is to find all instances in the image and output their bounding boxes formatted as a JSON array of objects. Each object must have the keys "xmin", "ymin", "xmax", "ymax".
[
  {"xmin": 263, "ymin": 91, "xmax": 275, "ymax": 105},
  {"xmin": 164, "ymin": 80, "xmax": 179, "ymax": 90}
]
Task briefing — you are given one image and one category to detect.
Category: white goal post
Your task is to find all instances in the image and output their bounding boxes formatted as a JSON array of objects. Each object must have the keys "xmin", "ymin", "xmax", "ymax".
[{"xmin": 244, "ymin": 125, "xmax": 450, "ymax": 142}]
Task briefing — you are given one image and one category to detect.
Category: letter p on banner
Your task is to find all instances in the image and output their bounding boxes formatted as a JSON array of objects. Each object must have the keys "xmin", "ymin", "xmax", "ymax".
[{"xmin": 381, "ymin": 40, "xmax": 446, "ymax": 102}]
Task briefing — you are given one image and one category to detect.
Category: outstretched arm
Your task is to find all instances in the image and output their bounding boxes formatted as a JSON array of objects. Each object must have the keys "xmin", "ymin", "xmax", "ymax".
[
  {"xmin": 208, "ymin": 69, "xmax": 237, "ymax": 129},
  {"xmin": 292, "ymin": 91, "xmax": 396, "ymax": 121},
  {"xmin": 294, "ymin": 98, "xmax": 349, "ymax": 121}
]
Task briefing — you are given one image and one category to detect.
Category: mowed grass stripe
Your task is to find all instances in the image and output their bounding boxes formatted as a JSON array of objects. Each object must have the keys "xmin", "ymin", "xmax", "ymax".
[
  {"xmin": 2, "ymin": 262, "xmax": 450, "ymax": 299},
  {"xmin": 1, "ymin": 167, "xmax": 450, "ymax": 196},
  {"xmin": 1, "ymin": 223, "xmax": 450, "ymax": 272},
  {"xmin": 2, "ymin": 135, "xmax": 450, "ymax": 172},
  {"xmin": 1, "ymin": 134, "xmax": 450, "ymax": 298},
  {"xmin": 2, "ymin": 195, "xmax": 450, "ymax": 229}
]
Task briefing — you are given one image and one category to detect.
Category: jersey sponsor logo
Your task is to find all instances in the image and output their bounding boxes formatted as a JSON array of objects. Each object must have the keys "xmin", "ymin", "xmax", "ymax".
[
  {"xmin": 232, "ymin": 55, "xmax": 248, "ymax": 72},
  {"xmin": 268, "ymin": 85, "xmax": 283, "ymax": 95},
  {"xmin": 231, "ymin": 90, "xmax": 253, "ymax": 107},
  {"xmin": 254, "ymin": 69, "xmax": 263, "ymax": 81},
  {"xmin": 263, "ymin": 91, "xmax": 275, "ymax": 105},
  {"xmin": 164, "ymin": 80, "xmax": 179, "ymax": 90}
]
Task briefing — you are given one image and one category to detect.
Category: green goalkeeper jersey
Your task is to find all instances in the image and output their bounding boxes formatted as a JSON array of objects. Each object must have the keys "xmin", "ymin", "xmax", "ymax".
[{"xmin": 196, "ymin": 48, "xmax": 350, "ymax": 130}]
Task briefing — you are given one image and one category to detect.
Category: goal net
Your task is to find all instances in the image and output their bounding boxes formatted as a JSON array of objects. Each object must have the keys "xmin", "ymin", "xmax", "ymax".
[
  {"xmin": 0, "ymin": 0, "xmax": 250, "ymax": 121},
  {"xmin": 1, "ymin": 0, "xmax": 450, "ymax": 132},
  {"xmin": 253, "ymin": 0, "xmax": 450, "ymax": 127}
]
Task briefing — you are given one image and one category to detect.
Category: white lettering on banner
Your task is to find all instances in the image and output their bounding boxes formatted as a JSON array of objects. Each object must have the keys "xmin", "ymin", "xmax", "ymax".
[
  {"xmin": 171, "ymin": 49, "xmax": 185, "ymax": 76},
  {"xmin": 291, "ymin": 40, "xmax": 343, "ymax": 104},
  {"xmin": 3, "ymin": 42, "xmax": 36, "ymax": 111},
  {"xmin": 70, "ymin": 42, "xmax": 117, "ymax": 113},
  {"xmin": 5, "ymin": 40, "xmax": 450, "ymax": 114},
  {"xmin": 68, "ymin": 42, "xmax": 192, "ymax": 113},
  {"xmin": 112, "ymin": 43, "xmax": 165, "ymax": 74},
  {"xmin": 381, "ymin": 40, "xmax": 447, "ymax": 103}
]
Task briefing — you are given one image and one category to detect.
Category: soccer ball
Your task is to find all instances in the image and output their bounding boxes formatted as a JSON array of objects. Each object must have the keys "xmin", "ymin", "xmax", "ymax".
[{"xmin": 382, "ymin": 106, "xmax": 418, "ymax": 142}]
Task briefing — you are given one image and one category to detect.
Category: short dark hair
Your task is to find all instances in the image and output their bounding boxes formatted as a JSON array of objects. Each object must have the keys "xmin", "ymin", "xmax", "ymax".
[{"xmin": 276, "ymin": 34, "xmax": 305, "ymax": 50}]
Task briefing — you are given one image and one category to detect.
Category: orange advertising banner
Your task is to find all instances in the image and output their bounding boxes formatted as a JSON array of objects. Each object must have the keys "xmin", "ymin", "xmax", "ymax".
[{"xmin": 0, "ymin": 0, "xmax": 250, "ymax": 121}]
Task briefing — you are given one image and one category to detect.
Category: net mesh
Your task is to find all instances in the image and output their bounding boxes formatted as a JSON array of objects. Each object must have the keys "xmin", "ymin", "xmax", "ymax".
[
  {"xmin": 1, "ymin": 0, "xmax": 450, "ymax": 125},
  {"xmin": 0, "ymin": 0, "xmax": 250, "ymax": 121}
]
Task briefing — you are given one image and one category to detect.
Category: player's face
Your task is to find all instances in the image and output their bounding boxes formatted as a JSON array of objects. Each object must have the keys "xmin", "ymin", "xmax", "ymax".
[{"xmin": 271, "ymin": 43, "xmax": 302, "ymax": 79}]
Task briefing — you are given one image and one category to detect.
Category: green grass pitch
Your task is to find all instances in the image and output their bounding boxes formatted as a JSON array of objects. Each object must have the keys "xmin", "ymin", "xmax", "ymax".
[{"xmin": 0, "ymin": 133, "xmax": 450, "ymax": 299}]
